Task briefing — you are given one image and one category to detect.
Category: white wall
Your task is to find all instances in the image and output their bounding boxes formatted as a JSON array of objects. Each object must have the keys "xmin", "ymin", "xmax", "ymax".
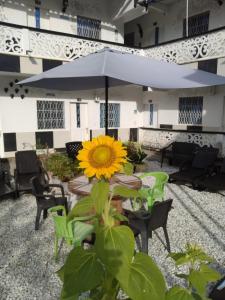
[
  {"xmin": 0, "ymin": 0, "xmax": 124, "ymax": 43},
  {"xmin": 142, "ymin": 86, "xmax": 225, "ymax": 129},
  {"xmin": 125, "ymin": 0, "xmax": 225, "ymax": 46}
]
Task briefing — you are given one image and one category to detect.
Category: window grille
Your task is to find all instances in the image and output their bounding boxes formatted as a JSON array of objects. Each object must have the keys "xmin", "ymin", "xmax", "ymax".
[
  {"xmin": 76, "ymin": 103, "xmax": 81, "ymax": 128},
  {"xmin": 77, "ymin": 16, "xmax": 101, "ymax": 39},
  {"xmin": 100, "ymin": 103, "xmax": 120, "ymax": 128},
  {"xmin": 37, "ymin": 101, "xmax": 64, "ymax": 129},
  {"xmin": 183, "ymin": 11, "xmax": 209, "ymax": 37},
  {"xmin": 149, "ymin": 104, "xmax": 154, "ymax": 125},
  {"xmin": 179, "ymin": 97, "xmax": 203, "ymax": 125}
]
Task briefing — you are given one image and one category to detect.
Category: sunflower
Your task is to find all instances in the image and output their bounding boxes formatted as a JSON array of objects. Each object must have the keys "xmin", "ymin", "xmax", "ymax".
[{"xmin": 77, "ymin": 135, "xmax": 127, "ymax": 179}]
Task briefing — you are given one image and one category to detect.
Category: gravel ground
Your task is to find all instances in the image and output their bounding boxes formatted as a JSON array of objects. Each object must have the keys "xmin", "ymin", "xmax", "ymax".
[{"xmin": 0, "ymin": 160, "xmax": 225, "ymax": 299}]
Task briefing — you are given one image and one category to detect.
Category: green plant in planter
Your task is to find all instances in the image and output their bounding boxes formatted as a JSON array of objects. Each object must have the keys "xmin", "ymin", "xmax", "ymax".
[
  {"xmin": 124, "ymin": 142, "xmax": 147, "ymax": 172},
  {"xmin": 45, "ymin": 153, "xmax": 80, "ymax": 181}
]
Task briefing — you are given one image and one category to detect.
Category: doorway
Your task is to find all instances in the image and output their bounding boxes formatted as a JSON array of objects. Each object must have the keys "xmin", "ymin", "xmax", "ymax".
[{"xmin": 70, "ymin": 102, "xmax": 89, "ymax": 141}]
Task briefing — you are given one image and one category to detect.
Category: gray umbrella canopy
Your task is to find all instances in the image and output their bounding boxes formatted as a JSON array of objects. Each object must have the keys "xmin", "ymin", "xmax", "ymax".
[
  {"xmin": 19, "ymin": 48, "xmax": 225, "ymax": 133},
  {"xmin": 20, "ymin": 48, "xmax": 225, "ymax": 90}
]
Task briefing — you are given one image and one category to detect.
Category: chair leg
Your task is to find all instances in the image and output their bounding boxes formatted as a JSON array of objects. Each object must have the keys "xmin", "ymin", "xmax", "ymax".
[
  {"xmin": 163, "ymin": 226, "xmax": 171, "ymax": 253},
  {"xmin": 35, "ymin": 207, "xmax": 42, "ymax": 230},
  {"xmin": 43, "ymin": 209, "xmax": 48, "ymax": 219},
  {"xmin": 140, "ymin": 229, "xmax": 149, "ymax": 254},
  {"xmin": 54, "ymin": 236, "xmax": 59, "ymax": 261}
]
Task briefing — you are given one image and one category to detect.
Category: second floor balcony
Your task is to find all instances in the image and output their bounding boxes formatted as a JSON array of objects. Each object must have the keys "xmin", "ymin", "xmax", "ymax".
[{"xmin": 0, "ymin": 21, "xmax": 225, "ymax": 69}]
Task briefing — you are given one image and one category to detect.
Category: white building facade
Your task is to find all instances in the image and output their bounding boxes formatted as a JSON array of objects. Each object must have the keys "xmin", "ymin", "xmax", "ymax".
[{"xmin": 0, "ymin": 0, "xmax": 225, "ymax": 157}]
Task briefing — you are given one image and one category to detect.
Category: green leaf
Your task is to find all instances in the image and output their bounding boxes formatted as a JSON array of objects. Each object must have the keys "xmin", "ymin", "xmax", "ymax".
[
  {"xmin": 95, "ymin": 225, "xmax": 135, "ymax": 279},
  {"xmin": 199, "ymin": 264, "xmax": 221, "ymax": 282},
  {"xmin": 120, "ymin": 252, "xmax": 166, "ymax": 300},
  {"xmin": 111, "ymin": 212, "xmax": 128, "ymax": 222},
  {"xmin": 189, "ymin": 265, "xmax": 221, "ymax": 297},
  {"xmin": 122, "ymin": 162, "xmax": 134, "ymax": 175},
  {"xmin": 175, "ymin": 273, "xmax": 189, "ymax": 280},
  {"xmin": 60, "ymin": 247, "xmax": 104, "ymax": 299},
  {"xmin": 91, "ymin": 181, "xmax": 109, "ymax": 215},
  {"xmin": 166, "ymin": 286, "xmax": 195, "ymax": 300},
  {"xmin": 112, "ymin": 185, "xmax": 139, "ymax": 199},
  {"xmin": 67, "ymin": 196, "xmax": 94, "ymax": 219}
]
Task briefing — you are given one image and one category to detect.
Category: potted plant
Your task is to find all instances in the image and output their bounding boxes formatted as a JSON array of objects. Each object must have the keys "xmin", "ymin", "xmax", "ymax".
[
  {"xmin": 125, "ymin": 141, "xmax": 148, "ymax": 172},
  {"xmin": 45, "ymin": 153, "xmax": 80, "ymax": 189}
]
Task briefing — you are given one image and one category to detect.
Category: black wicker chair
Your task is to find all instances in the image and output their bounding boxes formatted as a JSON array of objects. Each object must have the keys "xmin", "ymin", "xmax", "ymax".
[
  {"xmin": 0, "ymin": 158, "xmax": 15, "ymax": 199},
  {"xmin": 196, "ymin": 157, "xmax": 225, "ymax": 192},
  {"xmin": 169, "ymin": 150, "xmax": 219, "ymax": 187},
  {"xmin": 161, "ymin": 141, "xmax": 199, "ymax": 167},
  {"xmin": 124, "ymin": 199, "xmax": 173, "ymax": 253},
  {"xmin": 14, "ymin": 150, "xmax": 48, "ymax": 198},
  {"xmin": 31, "ymin": 176, "xmax": 68, "ymax": 230},
  {"xmin": 65, "ymin": 141, "xmax": 83, "ymax": 161}
]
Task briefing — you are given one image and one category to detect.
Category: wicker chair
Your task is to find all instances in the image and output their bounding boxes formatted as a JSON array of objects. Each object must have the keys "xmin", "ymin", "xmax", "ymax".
[
  {"xmin": 196, "ymin": 157, "xmax": 225, "ymax": 192},
  {"xmin": 65, "ymin": 141, "xmax": 83, "ymax": 161},
  {"xmin": 169, "ymin": 150, "xmax": 218, "ymax": 187}
]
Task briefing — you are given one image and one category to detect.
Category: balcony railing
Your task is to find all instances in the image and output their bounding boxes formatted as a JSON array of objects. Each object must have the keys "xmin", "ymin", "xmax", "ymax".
[
  {"xmin": 145, "ymin": 27, "xmax": 225, "ymax": 64},
  {"xmin": 0, "ymin": 23, "xmax": 143, "ymax": 61},
  {"xmin": 0, "ymin": 22, "xmax": 225, "ymax": 64}
]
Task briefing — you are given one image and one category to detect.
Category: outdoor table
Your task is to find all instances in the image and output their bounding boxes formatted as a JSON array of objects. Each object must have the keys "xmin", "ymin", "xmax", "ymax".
[{"xmin": 68, "ymin": 174, "xmax": 142, "ymax": 214}]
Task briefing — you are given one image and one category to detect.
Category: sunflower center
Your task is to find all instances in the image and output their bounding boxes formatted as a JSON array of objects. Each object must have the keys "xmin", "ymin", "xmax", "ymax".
[{"xmin": 89, "ymin": 145, "xmax": 115, "ymax": 168}]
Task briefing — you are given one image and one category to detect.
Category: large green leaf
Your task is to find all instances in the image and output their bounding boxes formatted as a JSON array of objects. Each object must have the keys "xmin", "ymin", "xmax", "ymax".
[
  {"xmin": 60, "ymin": 247, "xmax": 104, "ymax": 299},
  {"xmin": 67, "ymin": 196, "xmax": 94, "ymax": 219},
  {"xmin": 91, "ymin": 181, "xmax": 109, "ymax": 215},
  {"xmin": 112, "ymin": 185, "xmax": 139, "ymax": 199},
  {"xmin": 122, "ymin": 162, "xmax": 134, "ymax": 175},
  {"xmin": 189, "ymin": 265, "xmax": 221, "ymax": 297},
  {"xmin": 120, "ymin": 252, "xmax": 166, "ymax": 300},
  {"xmin": 166, "ymin": 286, "xmax": 195, "ymax": 300},
  {"xmin": 95, "ymin": 225, "xmax": 135, "ymax": 279}
]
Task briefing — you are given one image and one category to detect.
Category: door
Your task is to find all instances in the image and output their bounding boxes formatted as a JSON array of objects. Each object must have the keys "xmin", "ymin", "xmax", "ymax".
[{"xmin": 70, "ymin": 103, "xmax": 88, "ymax": 141}]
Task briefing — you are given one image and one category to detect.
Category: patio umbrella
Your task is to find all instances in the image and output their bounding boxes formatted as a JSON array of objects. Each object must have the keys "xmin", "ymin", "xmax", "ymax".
[{"xmin": 19, "ymin": 48, "xmax": 225, "ymax": 134}]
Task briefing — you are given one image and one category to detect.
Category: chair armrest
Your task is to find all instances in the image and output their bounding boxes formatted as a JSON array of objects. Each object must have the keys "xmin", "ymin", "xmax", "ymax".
[
  {"xmin": 48, "ymin": 205, "xmax": 66, "ymax": 215},
  {"xmin": 124, "ymin": 209, "xmax": 151, "ymax": 221},
  {"xmin": 45, "ymin": 184, "xmax": 65, "ymax": 197},
  {"xmin": 36, "ymin": 193, "xmax": 56, "ymax": 201}
]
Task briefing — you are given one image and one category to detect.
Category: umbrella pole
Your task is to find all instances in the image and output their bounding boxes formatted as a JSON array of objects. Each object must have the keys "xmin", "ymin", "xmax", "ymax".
[{"xmin": 105, "ymin": 76, "xmax": 109, "ymax": 135}]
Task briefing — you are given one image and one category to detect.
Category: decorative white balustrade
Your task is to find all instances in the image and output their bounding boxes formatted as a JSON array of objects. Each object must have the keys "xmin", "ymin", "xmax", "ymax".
[
  {"xmin": 145, "ymin": 30, "xmax": 225, "ymax": 64},
  {"xmin": 0, "ymin": 24, "xmax": 225, "ymax": 64}
]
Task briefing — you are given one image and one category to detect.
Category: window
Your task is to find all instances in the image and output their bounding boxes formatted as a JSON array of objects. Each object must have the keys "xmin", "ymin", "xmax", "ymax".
[
  {"xmin": 100, "ymin": 103, "xmax": 120, "ymax": 128},
  {"xmin": 76, "ymin": 103, "xmax": 81, "ymax": 128},
  {"xmin": 183, "ymin": 11, "xmax": 209, "ymax": 37},
  {"xmin": 37, "ymin": 101, "xmax": 64, "ymax": 129},
  {"xmin": 35, "ymin": 7, "xmax": 41, "ymax": 29},
  {"xmin": 198, "ymin": 59, "xmax": 217, "ymax": 74},
  {"xmin": 149, "ymin": 104, "xmax": 154, "ymax": 125},
  {"xmin": 77, "ymin": 16, "xmax": 101, "ymax": 39},
  {"xmin": 179, "ymin": 97, "xmax": 203, "ymax": 125}
]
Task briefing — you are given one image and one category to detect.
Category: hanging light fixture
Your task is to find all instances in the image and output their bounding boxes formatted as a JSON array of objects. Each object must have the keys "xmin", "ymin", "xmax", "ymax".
[{"xmin": 134, "ymin": 0, "xmax": 158, "ymax": 11}]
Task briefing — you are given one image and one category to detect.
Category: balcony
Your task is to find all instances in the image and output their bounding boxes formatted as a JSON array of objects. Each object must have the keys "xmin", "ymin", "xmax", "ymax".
[
  {"xmin": 0, "ymin": 22, "xmax": 225, "ymax": 64},
  {"xmin": 145, "ymin": 27, "xmax": 225, "ymax": 64}
]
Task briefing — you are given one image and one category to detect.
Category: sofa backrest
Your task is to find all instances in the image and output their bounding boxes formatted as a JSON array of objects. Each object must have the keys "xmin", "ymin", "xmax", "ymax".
[
  {"xmin": 192, "ymin": 151, "xmax": 218, "ymax": 169},
  {"xmin": 172, "ymin": 142, "xmax": 198, "ymax": 155}
]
